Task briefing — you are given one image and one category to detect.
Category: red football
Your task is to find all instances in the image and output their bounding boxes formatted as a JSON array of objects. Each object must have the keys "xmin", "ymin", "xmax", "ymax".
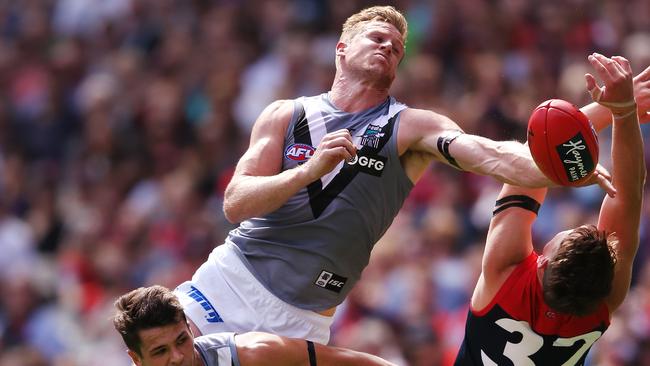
[{"xmin": 527, "ymin": 99, "xmax": 599, "ymax": 186}]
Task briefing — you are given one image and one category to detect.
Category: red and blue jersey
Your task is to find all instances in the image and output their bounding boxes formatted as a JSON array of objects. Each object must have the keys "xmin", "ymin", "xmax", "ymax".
[{"xmin": 455, "ymin": 252, "xmax": 610, "ymax": 365}]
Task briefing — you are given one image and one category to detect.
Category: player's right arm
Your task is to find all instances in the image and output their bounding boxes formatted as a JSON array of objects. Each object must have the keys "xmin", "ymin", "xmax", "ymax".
[
  {"xmin": 471, "ymin": 183, "xmax": 546, "ymax": 311},
  {"xmin": 589, "ymin": 55, "xmax": 647, "ymax": 313},
  {"xmin": 223, "ymin": 100, "xmax": 356, "ymax": 223},
  {"xmin": 235, "ymin": 332, "xmax": 397, "ymax": 366}
]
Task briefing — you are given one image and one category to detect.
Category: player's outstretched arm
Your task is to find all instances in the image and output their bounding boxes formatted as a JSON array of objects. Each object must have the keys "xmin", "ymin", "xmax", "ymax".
[
  {"xmin": 588, "ymin": 54, "xmax": 647, "ymax": 312},
  {"xmin": 235, "ymin": 332, "xmax": 397, "ymax": 366},
  {"xmin": 223, "ymin": 100, "xmax": 356, "ymax": 223},
  {"xmin": 399, "ymin": 108, "xmax": 616, "ymax": 192}
]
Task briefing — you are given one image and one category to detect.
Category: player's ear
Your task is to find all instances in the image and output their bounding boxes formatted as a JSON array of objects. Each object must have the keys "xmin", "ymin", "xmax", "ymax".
[
  {"xmin": 336, "ymin": 41, "xmax": 347, "ymax": 57},
  {"xmin": 537, "ymin": 254, "xmax": 549, "ymax": 269},
  {"xmin": 127, "ymin": 349, "xmax": 142, "ymax": 366}
]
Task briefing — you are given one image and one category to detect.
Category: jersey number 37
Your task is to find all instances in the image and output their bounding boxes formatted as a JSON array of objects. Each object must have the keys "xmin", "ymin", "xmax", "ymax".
[{"xmin": 481, "ymin": 318, "xmax": 601, "ymax": 366}]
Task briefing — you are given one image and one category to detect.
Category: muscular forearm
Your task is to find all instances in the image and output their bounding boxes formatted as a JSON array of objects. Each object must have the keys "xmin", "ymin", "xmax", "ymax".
[
  {"xmin": 611, "ymin": 112, "xmax": 646, "ymax": 202},
  {"xmin": 315, "ymin": 344, "xmax": 397, "ymax": 366},
  {"xmin": 453, "ymin": 135, "xmax": 553, "ymax": 188},
  {"xmin": 236, "ymin": 334, "xmax": 397, "ymax": 366},
  {"xmin": 223, "ymin": 167, "xmax": 314, "ymax": 223}
]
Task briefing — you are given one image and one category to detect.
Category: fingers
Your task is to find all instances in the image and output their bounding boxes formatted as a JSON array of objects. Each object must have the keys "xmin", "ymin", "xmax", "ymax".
[
  {"xmin": 580, "ymin": 165, "xmax": 616, "ymax": 197},
  {"xmin": 589, "ymin": 53, "xmax": 614, "ymax": 81},
  {"xmin": 612, "ymin": 56, "xmax": 632, "ymax": 75},
  {"xmin": 633, "ymin": 64, "xmax": 650, "ymax": 83},
  {"xmin": 590, "ymin": 53, "xmax": 633, "ymax": 82},
  {"xmin": 595, "ymin": 164, "xmax": 612, "ymax": 182},
  {"xmin": 634, "ymin": 65, "xmax": 650, "ymax": 124},
  {"xmin": 321, "ymin": 129, "xmax": 357, "ymax": 157},
  {"xmin": 587, "ymin": 53, "xmax": 635, "ymax": 107},
  {"xmin": 326, "ymin": 136, "xmax": 356, "ymax": 152},
  {"xmin": 585, "ymin": 73, "xmax": 602, "ymax": 102},
  {"xmin": 304, "ymin": 129, "xmax": 358, "ymax": 179},
  {"xmin": 593, "ymin": 165, "xmax": 616, "ymax": 197},
  {"xmin": 596, "ymin": 172, "xmax": 617, "ymax": 198}
]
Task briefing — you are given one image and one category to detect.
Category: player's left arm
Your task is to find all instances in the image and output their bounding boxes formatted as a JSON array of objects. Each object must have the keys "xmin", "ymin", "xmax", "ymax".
[
  {"xmin": 235, "ymin": 332, "xmax": 397, "ymax": 366},
  {"xmin": 399, "ymin": 108, "xmax": 614, "ymax": 194}
]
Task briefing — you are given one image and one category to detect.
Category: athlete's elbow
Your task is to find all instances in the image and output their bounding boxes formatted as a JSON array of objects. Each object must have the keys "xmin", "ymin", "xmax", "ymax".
[
  {"xmin": 224, "ymin": 209, "xmax": 248, "ymax": 224},
  {"xmin": 223, "ymin": 207, "xmax": 238, "ymax": 224},
  {"xmin": 223, "ymin": 200, "xmax": 244, "ymax": 224},
  {"xmin": 223, "ymin": 191, "xmax": 243, "ymax": 223}
]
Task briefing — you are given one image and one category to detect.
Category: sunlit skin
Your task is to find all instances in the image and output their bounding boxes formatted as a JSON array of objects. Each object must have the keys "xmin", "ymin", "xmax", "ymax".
[
  {"xmin": 128, "ymin": 321, "xmax": 203, "ymax": 366},
  {"xmin": 536, "ymin": 228, "xmax": 575, "ymax": 282},
  {"xmin": 336, "ymin": 21, "xmax": 404, "ymax": 91}
]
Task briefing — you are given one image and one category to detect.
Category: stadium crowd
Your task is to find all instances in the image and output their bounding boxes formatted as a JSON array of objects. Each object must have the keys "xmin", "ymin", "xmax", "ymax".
[{"xmin": 0, "ymin": 0, "xmax": 649, "ymax": 365}]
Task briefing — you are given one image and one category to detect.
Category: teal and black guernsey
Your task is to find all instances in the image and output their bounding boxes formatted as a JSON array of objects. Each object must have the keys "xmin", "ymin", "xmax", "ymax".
[{"xmin": 227, "ymin": 93, "xmax": 413, "ymax": 311}]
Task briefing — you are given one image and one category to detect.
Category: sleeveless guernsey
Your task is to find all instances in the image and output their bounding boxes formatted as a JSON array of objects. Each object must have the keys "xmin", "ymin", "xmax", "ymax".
[
  {"xmin": 227, "ymin": 93, "xmax": 412, "ymax": 311},
  {"xmin": 455, "ymin": 252, "xmax": 610, "ymax": 365},
  {"xmin": 194, "ymin": 332, "xmax": 240, "ymax": 366}
]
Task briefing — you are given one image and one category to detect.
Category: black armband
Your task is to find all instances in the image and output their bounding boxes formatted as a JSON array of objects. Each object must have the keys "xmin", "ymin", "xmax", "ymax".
[
  {"xmin": 437, "ymin": 132, "xmax": 463, "ymax": 170},
  {"xmin": 493, "ymin": 195, "xmax": 541, "ymax": 216},
  {"xmin": 307, "ymin": 340, "xmax": 317, "ymax": 366}
]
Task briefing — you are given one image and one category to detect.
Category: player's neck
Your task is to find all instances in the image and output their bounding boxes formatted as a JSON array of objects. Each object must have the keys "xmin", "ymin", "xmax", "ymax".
[{"xmin": 329, "ymin": 76, "xmax": 389, "ymax": 113}]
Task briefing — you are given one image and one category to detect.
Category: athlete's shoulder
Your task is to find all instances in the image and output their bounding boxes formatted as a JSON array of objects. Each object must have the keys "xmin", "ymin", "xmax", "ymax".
[
  {"xmin": 396, "ymin": 107, "xmax": 459, "ymax": 147},
  {"xmin": 252, "ymin": 100, "xmax": 296, "ymax": 133},
  {"xmin": 262, "ymin": 99, "xmax": 295, "ymax": 117},
  {"xmin": 398, "ymin": 106, "xmax": 452, "ymax": 124}
]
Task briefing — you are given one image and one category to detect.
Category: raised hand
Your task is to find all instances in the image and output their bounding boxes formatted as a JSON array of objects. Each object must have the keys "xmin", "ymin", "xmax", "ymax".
[
  {"xmin": 301, "ymin": 129, "xmax": 357, "ymax": 181},
  {"xmin": 585, "ymin": 53, "xmax": 636, "ymax": 118},
  {"xmin": 633, "ymin": 64, "xmax": 650, "ymax": 123}
]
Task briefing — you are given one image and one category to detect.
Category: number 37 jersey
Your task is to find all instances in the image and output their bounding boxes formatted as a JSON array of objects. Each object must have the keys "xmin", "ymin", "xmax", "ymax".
[{"xmin": 455, "ymin": 252, "xmax": 610, "ymax": 366}]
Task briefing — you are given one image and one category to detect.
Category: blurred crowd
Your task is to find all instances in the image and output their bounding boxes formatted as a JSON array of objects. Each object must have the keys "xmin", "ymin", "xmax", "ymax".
[{"xmin": 0, "ymin": 0, "xmax": 649, "ymax": 365}]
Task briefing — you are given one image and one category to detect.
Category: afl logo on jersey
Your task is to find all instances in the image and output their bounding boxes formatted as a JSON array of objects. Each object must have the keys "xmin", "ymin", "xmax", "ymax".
[{"xmin": 285, "ymin": 143, "xmax": 315, "ymax": 161}]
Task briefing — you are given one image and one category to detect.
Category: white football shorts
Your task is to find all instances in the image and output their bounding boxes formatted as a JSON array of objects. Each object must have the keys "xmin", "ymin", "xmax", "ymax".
[{"xmin": 174, "ymin": 242, "xmax": 333, "ymax": 344}]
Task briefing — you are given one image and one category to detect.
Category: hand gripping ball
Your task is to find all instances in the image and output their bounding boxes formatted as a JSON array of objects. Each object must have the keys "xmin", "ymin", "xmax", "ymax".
[{"xmin": 527, "ymin": 99, "xmax": 599, "ymax": 186}]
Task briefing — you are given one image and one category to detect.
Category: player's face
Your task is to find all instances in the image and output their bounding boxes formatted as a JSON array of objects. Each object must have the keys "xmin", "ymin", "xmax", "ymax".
[
  {"xmin": 340, "ymin": 21, "xmax": 404, "ymax": 88},
  {"xmin": 128, "ymin": 321, "xmax": 198, "ymax": 366}
]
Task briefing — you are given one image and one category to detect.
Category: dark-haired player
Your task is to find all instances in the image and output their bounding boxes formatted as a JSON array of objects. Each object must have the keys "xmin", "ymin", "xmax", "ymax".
[
  {"xmin": 455, "ymin": 54, "xmax": 645, "ymax": 365},
  {"xmin": 113, "ymin": 285, "xmax": 397, "ymax": 366}
]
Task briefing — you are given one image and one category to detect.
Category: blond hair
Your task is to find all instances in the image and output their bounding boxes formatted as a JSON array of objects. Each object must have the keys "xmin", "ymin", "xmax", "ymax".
[{"xmin": 341, "ymin": 6, "xmax": 408, "ymax": 45}]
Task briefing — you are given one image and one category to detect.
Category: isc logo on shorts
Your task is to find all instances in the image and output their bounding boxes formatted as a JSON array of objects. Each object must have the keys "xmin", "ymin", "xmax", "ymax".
[
  {"xmin": 314, "ymin": 270, "xmax": 347, "ymax": 293},
  {"xmin": 285, "ymin": 143, "xmax": 315, "ymax": 161}
]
